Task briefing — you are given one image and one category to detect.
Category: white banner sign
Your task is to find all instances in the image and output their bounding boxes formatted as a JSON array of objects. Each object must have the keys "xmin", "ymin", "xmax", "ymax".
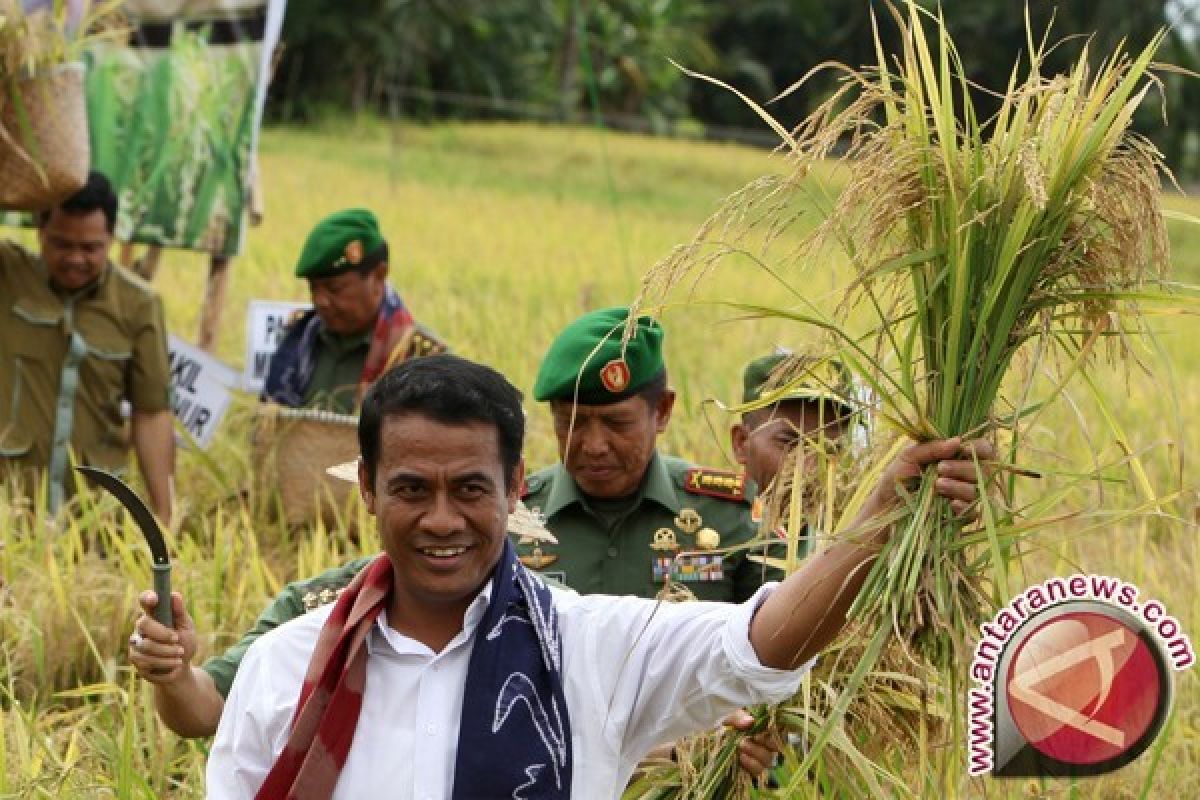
[
  {"xmin": 243, "ymin": 300, "xmax": 310, "ymax": 393},
  {"xmin": 168, "ymin": 335, "xmax": 238, "ymax": 448}
]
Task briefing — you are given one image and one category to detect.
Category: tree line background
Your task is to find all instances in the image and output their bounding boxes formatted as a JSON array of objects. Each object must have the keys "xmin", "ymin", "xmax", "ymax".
[{"xmin": 268, "ymin": 0, "xmax": 1200, "ymax": 177}]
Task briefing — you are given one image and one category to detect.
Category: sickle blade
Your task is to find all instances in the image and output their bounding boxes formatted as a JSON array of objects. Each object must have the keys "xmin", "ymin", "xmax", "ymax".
[{"xmin": 75, "ymin": 466, "xmax": 170, "ymax": 567}]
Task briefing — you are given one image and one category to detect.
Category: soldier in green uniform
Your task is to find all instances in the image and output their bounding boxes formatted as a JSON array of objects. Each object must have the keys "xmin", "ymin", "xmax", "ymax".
[
  {"xmin": 518, "ymin": 306, "xmax": 783, "ymax": 602},
  {"xmin": 0, "ymin": 172, "xmax": 174, "ymax": 520},
  {"xmin": 731, "ymin": 351, "xmax": 858, "ymax": 558},
  {"xmin": 261, "ymin": 209, "xmax": 446, "ymax": 414}
]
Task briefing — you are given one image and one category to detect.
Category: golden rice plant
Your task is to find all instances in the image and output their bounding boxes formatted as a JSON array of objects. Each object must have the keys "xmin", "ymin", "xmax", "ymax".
[{"xmin": 630, "ymin": 1, "xmax": 1189, "ymax": 793}]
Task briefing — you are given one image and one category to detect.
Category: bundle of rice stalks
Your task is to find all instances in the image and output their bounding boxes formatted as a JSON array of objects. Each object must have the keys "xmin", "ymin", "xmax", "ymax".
[
  {"xmin": 629, "ymin": 0, "xmax": 1181, "ymax": 791},
  {"xmin": 798, "ymin": 2, "xmax": 1171, "ymax": 675}
]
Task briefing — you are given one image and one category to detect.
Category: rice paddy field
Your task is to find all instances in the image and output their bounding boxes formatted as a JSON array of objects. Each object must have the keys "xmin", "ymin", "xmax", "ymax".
[{"xmin": 1, "ymin": 119, "xmax": 1197, "ymax": 797}]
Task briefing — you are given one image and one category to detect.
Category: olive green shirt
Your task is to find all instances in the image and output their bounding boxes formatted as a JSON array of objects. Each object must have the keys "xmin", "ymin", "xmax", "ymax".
[
  {"xmin": 0, "ymin": 241, "xmax": 171, "ymax": 495},
  {"xmin": 517, "ymin": 452, "xmax": 784, "ymax": 603},
  {"xmin": 302, "ymin": 328, "xmax": 369, "ymax": 414},
  {"xmin": 202, "ymin": 557, "xmax": 373, "ymax": 697}
]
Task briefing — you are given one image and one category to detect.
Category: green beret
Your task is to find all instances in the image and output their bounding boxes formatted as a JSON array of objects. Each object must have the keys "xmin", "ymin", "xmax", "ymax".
[
  {"xmin": 534, "ymin": 307, "xmax": 665, "ymax": 404},
  {"xmin": 742, "ymin": 351, "xmax": 856, "ymax": 413},
  {"xmin": 295, "ymin": 209, "xmax": 387, "ymax": 279}
]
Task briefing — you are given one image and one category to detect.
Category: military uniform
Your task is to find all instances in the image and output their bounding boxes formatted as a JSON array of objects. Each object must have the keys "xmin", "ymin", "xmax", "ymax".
[
  {"xmin": 0, "ymin": 241, "xmax": 171, "ymax": 508},
  {"xmin": 270, "ymin": 308, "xmax": 446, "ymax": 414},
  {"xmin": 517, "ymin": 453, "xmax": 783, "ymax": 602},
  {"xmin": 261, "ymin": 209, "xmax": 447, "ymax": 413},
  {"xmin": 201, "ymin": 557, "xmax": 372, "ymax": 697}
]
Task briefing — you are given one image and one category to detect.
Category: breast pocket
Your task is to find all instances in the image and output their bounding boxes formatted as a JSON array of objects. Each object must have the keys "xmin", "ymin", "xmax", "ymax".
[
  {"xmin": 1, "ymin": 308, "xmax": 63, "ymax": 457},
  {"xmin": 79, "ymin": 330, "xmax": 134, "ymax": 465}
]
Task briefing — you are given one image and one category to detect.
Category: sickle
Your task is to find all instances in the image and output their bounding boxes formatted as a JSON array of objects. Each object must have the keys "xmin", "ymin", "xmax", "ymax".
[{"xmin": 76, "ymin": 466, "xmax": 173, "ymax": 628}]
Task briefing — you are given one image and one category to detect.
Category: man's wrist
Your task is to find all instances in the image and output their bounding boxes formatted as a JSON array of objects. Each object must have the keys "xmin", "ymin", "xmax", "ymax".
[{"xmin": 153, "ymin": 663, "xmax": 203, "ymax": 698}]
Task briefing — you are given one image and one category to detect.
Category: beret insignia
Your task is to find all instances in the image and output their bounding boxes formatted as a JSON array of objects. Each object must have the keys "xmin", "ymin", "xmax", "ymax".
[
  {"xmin": 600, "ymin": 358, "xmax": 631, "ymax": 393},
  {"xmin": 345, "ymin": 240, "xmax": 364, "ymax": 265}
]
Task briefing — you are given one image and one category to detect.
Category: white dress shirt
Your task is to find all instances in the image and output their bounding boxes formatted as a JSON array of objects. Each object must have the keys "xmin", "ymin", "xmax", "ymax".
[{"xmin": 206, "ymin": 582, "xmax": 809, "ymax": 800}]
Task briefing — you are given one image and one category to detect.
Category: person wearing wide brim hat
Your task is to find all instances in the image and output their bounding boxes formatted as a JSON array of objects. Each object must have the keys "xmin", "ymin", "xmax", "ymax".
[
  {"xmin": 261, "ymin": 209, "xmax": 447, "ymax": 415},
  {"xmin": 518, "ymin": 306, "xmax": 786, "ymax": 605}
]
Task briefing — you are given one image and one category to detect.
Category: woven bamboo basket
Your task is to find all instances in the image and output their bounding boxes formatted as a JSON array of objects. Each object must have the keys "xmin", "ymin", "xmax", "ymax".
[
  {"xmin": 0, "ymin": 63, "xmax": 90, "ymax": 211},
  {"xmin": 254, "ymin": 405, "xmax": 361, "ymax": 528}
]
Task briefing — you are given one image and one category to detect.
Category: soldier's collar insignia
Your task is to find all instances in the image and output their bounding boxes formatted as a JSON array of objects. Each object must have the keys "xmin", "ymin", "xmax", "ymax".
[
  {"xmin": 684, "ymin": 467, "xmax": 747, "ymax": 502},
  {"xmin": 600, "ymin": 358, "xmax": 631, "ymax": 393}
]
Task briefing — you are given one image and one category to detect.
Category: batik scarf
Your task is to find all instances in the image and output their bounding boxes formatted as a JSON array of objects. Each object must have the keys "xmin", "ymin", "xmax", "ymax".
[
  {"xmin": 262, "ymin": 286, "xmax": 414, "ymax": 409},
  {"xmin": 255, "ymin": 539, "xmax": 572, "ymax": 800}
]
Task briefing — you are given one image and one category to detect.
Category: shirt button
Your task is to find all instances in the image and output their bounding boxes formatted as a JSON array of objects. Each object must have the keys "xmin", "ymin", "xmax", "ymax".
[
  {"xmin": 425, "ymin": 723, "xmax": 437, "ymax": 736},
  {"xmin": 607, "ymin": 546, "xmax": 619, "ymax": 558}
]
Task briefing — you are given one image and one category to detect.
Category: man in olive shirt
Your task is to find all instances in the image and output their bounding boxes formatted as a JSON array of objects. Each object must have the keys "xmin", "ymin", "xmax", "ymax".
[
  {"xmin": 262, "ymin": 209, "xmax": 446, "ymax": 414},
  {"xmin": 0, "ymin": 172, "xmax": 174, "ymax": 519},
  {"xmin": 517, "ymin": 306, "xmax": 782, "ymax": 602}
]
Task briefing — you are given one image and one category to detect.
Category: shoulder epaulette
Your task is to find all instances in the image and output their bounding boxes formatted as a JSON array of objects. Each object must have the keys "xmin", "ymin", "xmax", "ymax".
[
  {"xmin": 409, "ymin": 328, "xmax": 448, "ymax": 359},
  {"xmin": 521, "ymin": 472, "xmax": 548, "ymax": 499},
  {"xmin": 683, "ymin": 467, "xmax": 747, "ymax": 502},
  {"xmin": 301, "ymin": 586, "xmax": 343, "ymax": 611}
]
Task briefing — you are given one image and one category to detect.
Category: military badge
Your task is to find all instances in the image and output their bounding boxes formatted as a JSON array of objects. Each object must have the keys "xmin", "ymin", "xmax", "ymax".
[
  {"xmin": 651, "ymin": 527, "xmax": 679, "ymax": 551},
  {"xmin": 600, "ymin": 358, "xmax": 631, "ymax": 393},
  {"xmin": 345, "ymin": 239, "xmax": 364, "ymax": 265},
  {"xmin": 653, "ymin": 554, "xmax": 725, "ymax": 583},
  {"xmin": 694, "ymin": 527, "xmax": 721, "ymax": 551},
  {"xmin": 519, "ymin": 546, "xmax": 558, "ymax": 570},
  {"xmin": 674, "ymin": 508, "xmax": 702, "ymax": 534}
]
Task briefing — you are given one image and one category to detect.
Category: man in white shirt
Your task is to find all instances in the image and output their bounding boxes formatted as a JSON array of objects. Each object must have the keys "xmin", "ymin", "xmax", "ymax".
[{"xmin": 206, "ymin": 354, "xmax": 988, "ymax": 800}]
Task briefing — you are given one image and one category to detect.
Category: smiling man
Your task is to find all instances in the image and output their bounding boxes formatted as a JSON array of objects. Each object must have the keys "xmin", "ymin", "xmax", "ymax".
[
  {"xmin": 204, "ymin": 353, "xmax": 990, "ymax": 799},
  {"xmin": 0, "ymin": 172, "xmax": 174, "ymax": 519},
  {"xmin": 519, "ymin": 307, "xmax": 779, "ymax": 603},
  {"xmin": 262, "ymin": 209, "xmax": 446, "ymax": 414}
]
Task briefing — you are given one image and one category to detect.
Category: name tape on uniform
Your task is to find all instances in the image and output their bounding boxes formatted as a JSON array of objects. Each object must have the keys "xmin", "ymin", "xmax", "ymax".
[
  {"xmin": 168, "ymin": 335, "xmax": 238, "ymax": 449},
  {"xmin": 242, "ymin": 300, "xmax": 310, "ymax": 393}
]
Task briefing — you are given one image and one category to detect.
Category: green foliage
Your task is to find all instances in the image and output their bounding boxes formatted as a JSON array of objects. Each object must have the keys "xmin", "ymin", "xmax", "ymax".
[{"xmin": 266, "ymin": 0, "xmax": 1200, "ymax": 177}]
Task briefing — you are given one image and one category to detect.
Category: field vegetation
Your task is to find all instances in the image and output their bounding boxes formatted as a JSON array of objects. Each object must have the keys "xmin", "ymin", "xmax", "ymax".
[{"xmin": 1, "ymin": 120, "xmax": 1196, "ymax": 797}]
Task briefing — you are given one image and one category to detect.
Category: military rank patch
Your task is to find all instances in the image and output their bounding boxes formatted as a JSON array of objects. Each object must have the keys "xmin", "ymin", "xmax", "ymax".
[
  {"xmin": 684, "ymin": 468, "xmax": 746, "ymax": 502},
  {"xmin": 410, "ymin": 331, "xmax": 447, "ymax": 358},
  {"xmin": 653, "ymin": 554, "xmax": 724, "ymax": 583},
  {"xmin": 301, "ymin": 587, "xmax": 342, "ymax": 611}
]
